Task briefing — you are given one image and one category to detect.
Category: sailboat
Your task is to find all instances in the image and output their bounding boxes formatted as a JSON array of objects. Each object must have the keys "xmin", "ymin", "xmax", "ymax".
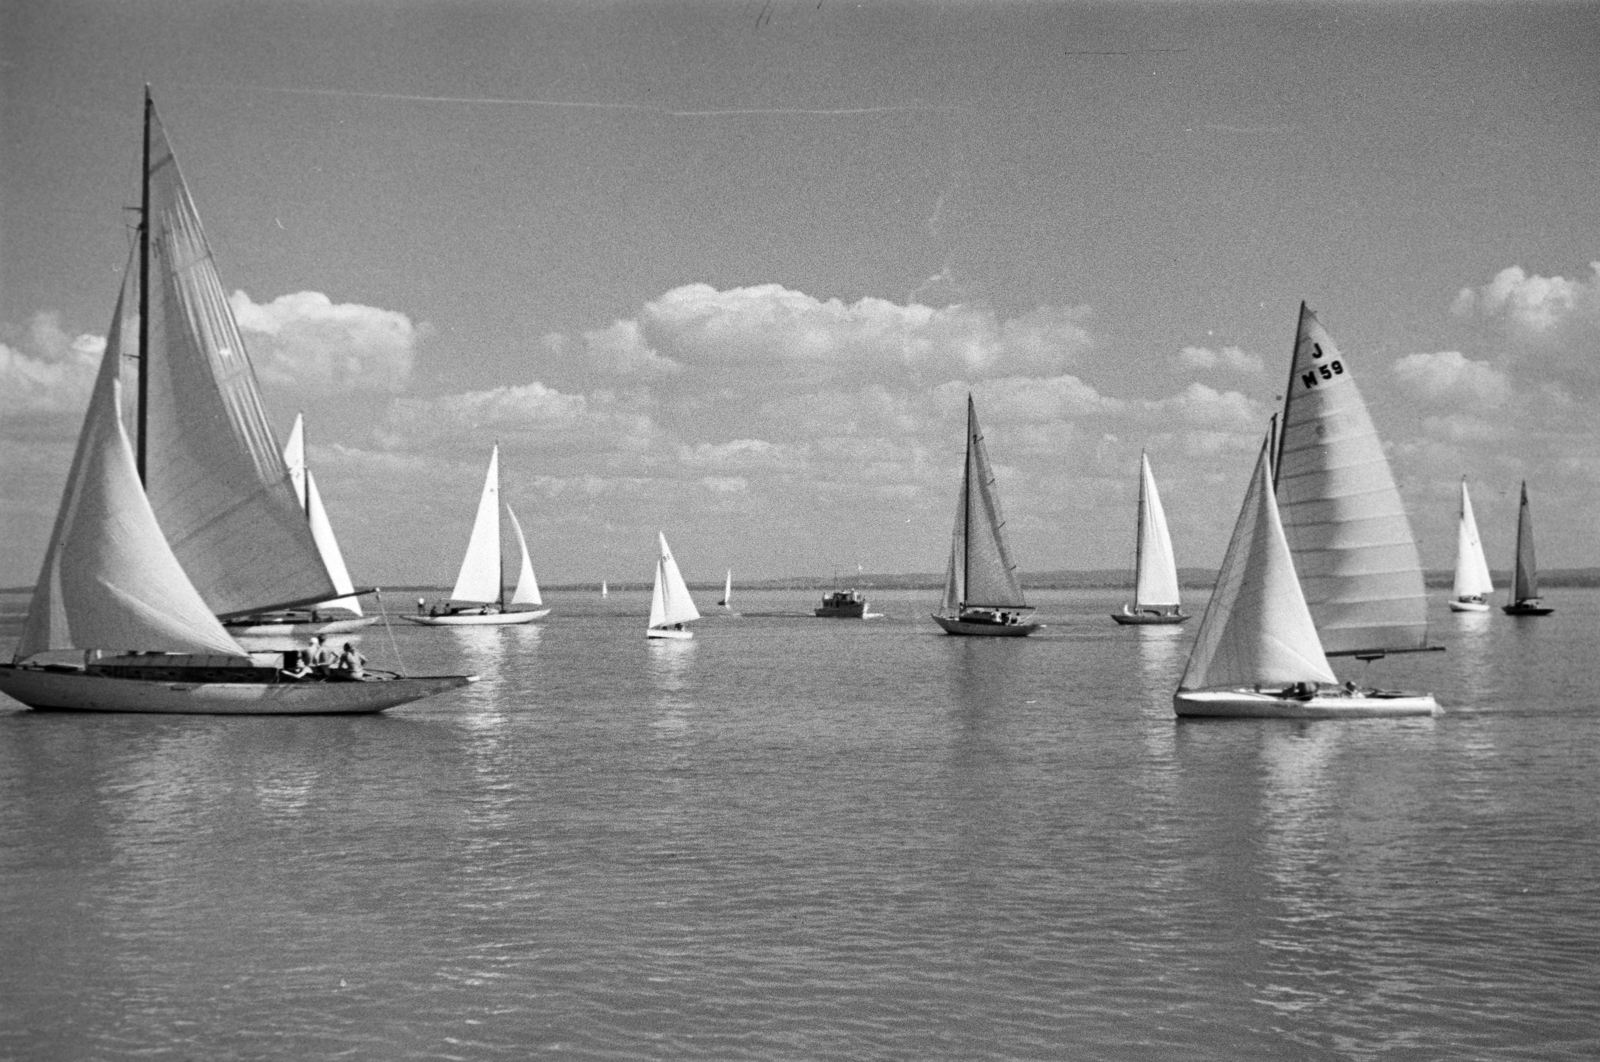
[
  {"xmin": 226, "ymin": 413, "xmax": 379, "ymax": 636},
  {"xmin": 1502, "ymin": 481, "xmax": 1553, "ymax": 615},
  {"xmin": 1449, "ymin": 478, "xmax": 1494, "ymax": 613},
  {"xmin": 647, "ymin": 533, "xmax": 701, "ymax": 639},
  {"xmin": 932, "ymin": 395, "xmax": 1041, "ymax": 637},
  {"xmin": 1275, "ymin": 304, "xmax": 1438, "ymax": 683},
  {"xmin": 717, "ymin": 569, "xmax": 733, "ymax": 608},
  {"xmin": 1173, "ymin": 436, "xmax": 1439, "ymax": 718},
  {"xmin": 0, "ymin": 90, "xmax": 475, "ymax": 714},
  {"xmin": 601, "ymin": 580, "xmax": 608, "ymax": 598},
  {"xmin": 404, "ymin": 444, "xmax": 548, "ymax": 625},
  {"xmin": 1112, "ymin": 452, "xmax": 1188, "ymax": 625}
]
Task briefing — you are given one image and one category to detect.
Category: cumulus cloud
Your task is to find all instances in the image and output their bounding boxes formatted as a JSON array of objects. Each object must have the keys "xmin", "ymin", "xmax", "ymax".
[
  {"xmin": 231, "ymin": 290, "xmax": 424, "ymax": 392},
  {"xmin": 0, "ymin": 312, "xmax": 106, "ymax": 439},
  {"xmin": 1451, "ymin": 262, "xmax": 1600, "ymax": 335},
  {"xmin": 1392, "ymin": 351, "xmax": 1510, "ymax": 407},
  {"xmin": 1175, "ymin": 344, "xmax": 1262, "ymax": 373}
]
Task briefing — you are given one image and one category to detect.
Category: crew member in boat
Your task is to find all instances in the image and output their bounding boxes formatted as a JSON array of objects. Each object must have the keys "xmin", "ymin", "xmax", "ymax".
[
  {"xmin": 306, "ymin": 634, "xmax": 334, "ymax": 674},
  {"xmin": 334, "ymin": 642, "xmax": 366, "ymax": 681},
  {"xmin": 281, "ymin": 650, "xmax": 312, "ymax": 680}
]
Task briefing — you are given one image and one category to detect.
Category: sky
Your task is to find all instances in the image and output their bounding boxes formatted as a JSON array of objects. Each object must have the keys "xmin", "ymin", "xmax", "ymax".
[{"xmin": 3, "ymin": 0, "xmax": 1598, "ymax": 590}]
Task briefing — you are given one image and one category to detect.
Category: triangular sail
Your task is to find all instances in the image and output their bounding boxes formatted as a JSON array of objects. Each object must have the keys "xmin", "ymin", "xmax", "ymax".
[
  {"xmin": 940, "ymin": 475, "xmax": 966, "ymax": 613},
  {"xmin": 137, "ymin": 101, "xmax": 336, "ymax": 617},
  {"xmin": 1133, "ymin": 453, "xmax": 1182, "ymax": 608},
  {"xmin": 957, "ymin": 395, "xmax": 1028, "ymax": 608},
  {"xmin": 451, "ymin": 446, "xmax": 502, "ymax": 604},
  {"xmin": 506, "ymin": 504, "xmax": 542, "ymax": 607},
  {"xmin": 15, "ymin": 283, "xmax": 247, "ymax": 662},
  {"xmin": 649, "ymin": 532, "xmax": 700, "ymax": 628},
  {"xmin": 1452, "ymin": 479, "xmax": 1494, "ymax": 600},
  {"xmin": 1180, "ymin": 438, "xmax": 1338, "ymax": 691},
  {"xmin": 1275, "ymin": 303, "xmax": 1428, "ymax": 655},
  {"xmin": 722, "ymin": 569, "xmax": 733, "ymax": 606},
  {"xmin": 1511, "ymin": 482, "xmax": 1539, "ymax": 602},
  {"xmin": 282, "ymin": 414, "xmax": 361, "ymax": 615}
]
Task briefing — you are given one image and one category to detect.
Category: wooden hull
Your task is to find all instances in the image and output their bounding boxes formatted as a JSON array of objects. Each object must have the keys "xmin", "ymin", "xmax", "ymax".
[
  {"xmin": 1111, "ymin": 608, "xmax": 1189, "ymax": 625},
  {"xmin": 1173, "ymin": 688, "xmax": 1440, "ymax": 719},
  {"xmin": 931, "ymin": 613, "xmax": 1042, "ymax": 637},
  {"xmin": 402, "ymin": 609, "xmax": 549, "ymax": 626},
  {"xmin": 0, "ymin": 665, "xmax": 476, "ymax": 715},
  {"xmin": 1448, "ymin": 599, "xmax": 1490, "ymax": 613},
  {"xmin": 1502, "ymin": 602, "xmax": 1553, "ymax": 616},
  {"xmin": 647, "ymin": 627, "xmax": 694, "ymax": 640},
  {"xmin": 226, "ymin": 615, "xmax": 379, "ymax": 636}
]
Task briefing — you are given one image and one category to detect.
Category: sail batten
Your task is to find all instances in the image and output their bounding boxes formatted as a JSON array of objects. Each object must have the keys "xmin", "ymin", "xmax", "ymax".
[
  {"xmin": 1275, "ymin": 303, "xmax": 1428, "ymax": 655},
  {"xmin": 137, "ymin": 104, "xmax": 336, "ymax": 617}
]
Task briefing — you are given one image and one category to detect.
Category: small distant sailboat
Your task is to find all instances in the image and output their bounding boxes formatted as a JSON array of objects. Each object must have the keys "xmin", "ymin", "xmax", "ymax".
[
  {"xmin": 1502, "ymin": 481, "xmax": 1553, "ymax": 616},
  {"xmin": 0, "ymin": 90, "xmax": 474, "ymax": 714},
  {"xmin": 1173, "ymin": 436, "xmax": 1439, "ymax": 719},
  {"xmin": 601, "ymin": 580, "xmax": 608, "ymax": 598},
  {"xmin": 932, "ymin": 395, "xmax": 1041, "ymax": 637},
  {"xmin": 647, "ymin": 533, "xmax": 700, "ymax": 639},
  {"xmin": 1112, "ymin": 452, "xmax": 1188, "ymax": 625},
  {"xmin": 404, "ymin": 445, "xmax": 548, "ymax": 626},
  {"xmin": 1449, "ymin": 478, "xmax": 1494, "ymax": 613},
  {"xmin": 717, "ymin": 569, "xmax": 733, "ymax": 608},
  {"xmin": 226, "ymin": 413, "xmax": 379, "ymax": 636}
]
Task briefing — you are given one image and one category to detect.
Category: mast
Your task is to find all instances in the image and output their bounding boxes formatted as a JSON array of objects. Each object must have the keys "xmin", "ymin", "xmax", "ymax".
[
  {"xmin": 136, "ymin": 86, "xmax": 152, "ymax": 484},
  {"xmin": 1271, "ymin": 304, "xmax": 1304, "ymax": 489},
  {"xmin": 962, "ymin": 394, "xmax": 974, "ymax": 610},
  {"xmin": 498, "ymin": 441, "xmax": 506, "ymax": 610}
]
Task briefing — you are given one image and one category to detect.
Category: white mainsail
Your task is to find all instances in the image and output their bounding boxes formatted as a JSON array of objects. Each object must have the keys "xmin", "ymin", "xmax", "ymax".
[
  {"xmin": 14, "ymin": 287, "xmax": 247, "ymax": 663},
  {"xmin": 1133, "ymin": 453, "xmax": 1182, "ymax": 609},
  {"xmin": 648, "ymin": 532, "xmax": 701, "ymax": 629},
  {"xmin": 451, "ymin": 446, "xmax": 503, "ymax": 604},
  {"xmin": 283, "ymin": 414, "xmax": 363, "ymax": 615},
  {"xmin": 721, "ymin": 569, "xmax": 733, "ymax": 607},
  {"xmin": 136, "ymin": 103, "xmax": 336, "ymax": 618},
  {"xmin": 941, "ymin": 395, "xmax": 1028, "ymax": 611},
  {"xmin": 1179, "ymin": 438, "xmax": 1338, "ymax": 692},
  {"xmin": 506, "ymin": 505, "xmax": 543, "ymax": 607},
  {"xmin": 1452, "ymin": 479, "xmax": 1494, "ymax": 602},
  {"xmin": 1275, "ymin": 303, "xmax": 1428, "ymax": 655}
]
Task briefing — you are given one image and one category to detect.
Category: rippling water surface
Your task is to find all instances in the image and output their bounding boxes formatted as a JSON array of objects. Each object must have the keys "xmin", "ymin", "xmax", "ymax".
[{"xmin": 3, "ymin": 587, "xmax": 1597, "ymax": 1060}]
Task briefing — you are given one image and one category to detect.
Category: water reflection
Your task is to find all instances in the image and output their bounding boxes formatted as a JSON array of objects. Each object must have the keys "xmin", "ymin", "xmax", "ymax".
[
  {"xmin": 646, "ymin": 638, "xmax": 696, "ymax": 737},
  {"xmin": 1449, "ymin": 610, "xmax": 1495, "ymax": 709}
]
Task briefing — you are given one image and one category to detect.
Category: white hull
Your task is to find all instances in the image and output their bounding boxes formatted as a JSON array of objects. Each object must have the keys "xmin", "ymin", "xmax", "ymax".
[
  {"xmin": 402, "ymin": 609, "xmax": 548, "ymax": 626},
  {"xmin": 0, "ymin": 665, "xmax": 475, "ymax": 715},
  {"xmin": 226, "ymin": 615, "xmax": 379, "ymax": 637},
  {"xmin": 1173, "ymin": 688, "xmax": 1440, "ymax": 719},
  {"xmin": 1448, "ymin": 599, "xmax": 1490, "ymax": 613},
  {"xmin": 647, "ymin": 626, "xmax": 694, "ymax": 640}
]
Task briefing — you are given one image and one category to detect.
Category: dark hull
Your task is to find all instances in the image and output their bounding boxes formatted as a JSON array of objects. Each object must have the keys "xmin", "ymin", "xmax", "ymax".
[
  {"xmin": 931, "ymin": 613, "xmax": 1041, "ymax": 637},
  {"xmin": 1502, "ymin": 602, "xmax": 1554, "ymax": 616}
]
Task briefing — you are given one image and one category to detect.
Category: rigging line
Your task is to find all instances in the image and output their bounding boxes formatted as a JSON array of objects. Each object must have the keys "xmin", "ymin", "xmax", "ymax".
[
  {"xmin": 169, "ymin": 80, "xmax": 969, "ymax": 117},
  {"xmin": 375, "ymin": 591, "xmax": 408, "ymax": 676}
]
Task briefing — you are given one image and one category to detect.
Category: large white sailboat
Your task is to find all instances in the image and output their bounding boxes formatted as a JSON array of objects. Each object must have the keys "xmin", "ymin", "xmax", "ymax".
[
  {"xmin": 1112, "ymin": 452, "xmax": 1188, "ymax": 625},
  {"xmin": 1173, "ymin": 437, "xmax": 1439, "ymax": 719},
  {"xmin": 1502, "ymin": 481, "xmax": 1553, "ymax": 616},
  {"xmin": 0, "ymin": 91, "xmax": 475, "ymax": 714},
  {"xmin": 1274, "ymin": 303, "xmax": 1439, "ymax": 684},
  {"xmin": 226, "ymin": 413, "xmax": 379, "ymax": 636},
  {"xmin": 647, "ymin": 533, "xmax": 701, "ymax": 639},
  {"xmin": 1449, "ymin": 478, "xmax": 1494, "ymax": 613},
  {"xmin": 932, "ymin": 395, "xmax": 1041, "ymax": 637},
  {"xmin": 405, "ymin": 445, "xmax": 548, "ymax": 626}
]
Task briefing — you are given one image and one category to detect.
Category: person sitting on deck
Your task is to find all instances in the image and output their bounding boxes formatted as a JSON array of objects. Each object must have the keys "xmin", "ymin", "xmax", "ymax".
[
  {"xmin": 333, "ymin": 642, "xmax": 366, "ymax": 681},
  {"xmin": 306, "ymin": 635, "xmax": 334, "ymax": 674},
  {"xmin": 280, "ymin": 649, "xmax": 312, "ymax": 680}
]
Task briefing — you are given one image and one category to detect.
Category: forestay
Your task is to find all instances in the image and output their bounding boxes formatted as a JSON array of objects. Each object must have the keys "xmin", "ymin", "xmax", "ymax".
[
  {"xmin": 1275, "ymin": 303, "xmax": 1428, "ymax": 655},
  {"xmin": 137, "ymin": 107, "xmax": 335, "ymax": 617},
  {"xmin": 15, "ymin": 294, "xmax": 247, "ymax": 662},
  {"xmin": 1180, "ymin": 439, "xmax": 1337, "ymax": 692}
]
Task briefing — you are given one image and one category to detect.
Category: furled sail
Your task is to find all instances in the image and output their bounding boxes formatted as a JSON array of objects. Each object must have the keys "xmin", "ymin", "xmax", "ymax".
[
  {"xmin": 954, "ymin": 395, "xmax": 1028, "ymax": 609},
  {"xmin": 1275, "ymin": 303, "xmax": 1428, "ymax": 655},
  {"xmin": 1179, "ymin": 437, "xmax": 1337, "ymax": 691},
  {"xmin": 506, "ymin": 505, "xmax": 542, "ymax": 607},
  {"xmin": 137, "ymin": 103, "xmax": 336, "ymax": 617},
  {"xmin": 451, "ymin": 446, "xmax": 503, "ymax": 604},
  {"xmin": 283, "ymin": 414, "xmax": 363, "ymax": 615},
  {"xmin": 1452, "ymin": 478, "xmax": 1495, "ymax": 602},
  {"xmin": 648, "ymin": 532, "xmax": 701, "ymax": 629},
  {"xmin": 15, "ymin": 283, "xmax": 247, "ymax": 662},
  {"xmin": 1510, "ymin": 481, "xmax": 1539, "ymax": 602},
  {"xmin": 1134, "ymin": 453, "xmax": 1182, "ymax": 608}
]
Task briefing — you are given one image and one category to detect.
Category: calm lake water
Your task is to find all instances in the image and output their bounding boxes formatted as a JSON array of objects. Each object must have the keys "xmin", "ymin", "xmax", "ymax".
[{"xmin": 2, "ymin": 586, "xmax": 1597, "ymax": 1061}]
